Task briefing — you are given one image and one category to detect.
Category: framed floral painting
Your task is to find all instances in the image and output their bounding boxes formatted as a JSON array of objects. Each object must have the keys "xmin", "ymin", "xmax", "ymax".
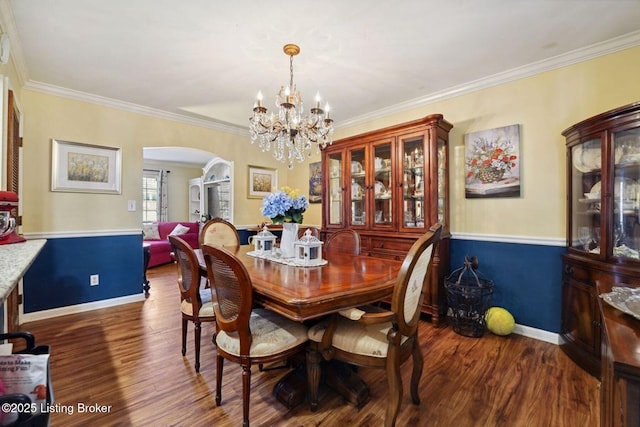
[
  {"xmin": 464, "ymin": 124, "xmax": 520, "ymax": 198},
  {"xmin": 51, "ymin": 139, "xmax": 122, "ymax": 194},
  {"xmin": 308, "ymin": 161, "xmax": 322, "ymax": 203},
  {"xmin": 248, "ymin": 165, "xmax": 278, "ymax": 198}
]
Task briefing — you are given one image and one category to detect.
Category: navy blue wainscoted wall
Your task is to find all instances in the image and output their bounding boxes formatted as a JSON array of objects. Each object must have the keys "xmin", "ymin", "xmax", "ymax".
[
  {"xmin": 23, "ymin": 234, "xmax": 143, "ymax": 312},
  {"xmin": 450, "ymin": 239, "xmax": 566, "ymax": 333}
]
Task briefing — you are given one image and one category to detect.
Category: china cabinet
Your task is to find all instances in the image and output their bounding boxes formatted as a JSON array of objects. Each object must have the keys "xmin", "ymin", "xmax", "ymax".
[
  {"xmin": 561, "ymin": 101, "xmax": 640, "ymax": 378},
  {"xmin": 201, "ymin": 158, "xmax": 233, "ymax": 222},
  {"xmin": 188, "ymin": 178, "xmax": 202, "ymax": 222},
  {"xmin": 322, "ymin": 114, "xmax": 452, "ymax": 324},
  {"xmin": 188, "ymin": 157, "xmax": 234, "ymax": 223}
]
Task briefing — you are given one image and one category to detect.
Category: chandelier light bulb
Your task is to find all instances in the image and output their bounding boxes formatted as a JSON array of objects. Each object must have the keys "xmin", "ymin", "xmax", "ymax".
[{"xmin": 249, "ymin": 43, "xmax": 334, "ymax": 169}]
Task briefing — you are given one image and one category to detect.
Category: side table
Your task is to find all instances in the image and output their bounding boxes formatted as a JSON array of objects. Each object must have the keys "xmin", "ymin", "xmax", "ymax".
[{"xmin": 143, "ymin": 242, "xmax": 151, "ymax": 296}]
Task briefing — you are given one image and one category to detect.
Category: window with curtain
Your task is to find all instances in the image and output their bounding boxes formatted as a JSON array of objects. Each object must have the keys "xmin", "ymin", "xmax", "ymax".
[
  {"xmin": 142, "ymin": 170, "xmax": 159, "ymax": 223},
  {"xmin": 143, "ymin": 169, "xmax": 169, "ymax": 223}
]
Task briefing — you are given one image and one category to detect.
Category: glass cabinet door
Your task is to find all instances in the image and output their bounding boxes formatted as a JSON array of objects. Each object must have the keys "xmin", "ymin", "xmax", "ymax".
[
  {"xmin": 349, "ymin": 148, "xmax": 366, "ymax": 226},
  {"xmin": 327, "ymin": 152, "xmax": 343, "ymax": 226},
  {"xmin": 372, "ymin": 141, "xmax": 393, "ymax": 228},
  {"xmin": 612, "ymin": 128, "xmax": 640, "ymax": 260},
  {"xmin": 401, "ymin": 136, "xmax": 426, "ymax": 229},
  {"xmin": 570, "ymin": 138, "xmax": 602, "ymax": 254},
  {"xmin": 437, "ymin": 137, "xmax": 447, "ymax": 225}
]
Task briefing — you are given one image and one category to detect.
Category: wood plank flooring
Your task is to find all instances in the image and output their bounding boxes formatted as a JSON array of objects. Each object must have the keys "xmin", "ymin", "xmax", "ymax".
[{"xmin": 18, "ymin": 263, "xmax": 600, "ymax": 426}]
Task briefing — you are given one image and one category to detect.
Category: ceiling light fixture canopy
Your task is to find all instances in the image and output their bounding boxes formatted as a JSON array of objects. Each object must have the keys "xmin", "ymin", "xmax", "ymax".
[{"xmin": 249, "ymin": 44, "xmax": 334, "ymax": 169}]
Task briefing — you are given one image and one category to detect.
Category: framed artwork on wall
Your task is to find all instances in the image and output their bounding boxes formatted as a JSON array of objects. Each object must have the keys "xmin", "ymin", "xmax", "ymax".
[
  {"xmin": 464, "ymin": 124, "xmax": 520, "ymax": 198},
  {"xmin": 51, "ymin": 139, "xmax": 122, "ymax": 194},
  {"xmin": 308, "ymin": 161, "xmax": 322, "ymax": 203},
  {"xmin": 248, "ymin": 165, "xmax": 278, "ymax": 198}
]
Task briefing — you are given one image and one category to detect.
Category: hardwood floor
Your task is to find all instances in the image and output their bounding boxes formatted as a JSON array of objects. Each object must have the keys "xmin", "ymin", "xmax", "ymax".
[{"xmin": 19, "ymin": 263, "xmax": 600, "ymax": 426}]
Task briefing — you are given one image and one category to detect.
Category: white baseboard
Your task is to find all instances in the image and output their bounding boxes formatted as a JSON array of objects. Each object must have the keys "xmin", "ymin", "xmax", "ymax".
[
  {"xmin": 20, "ymin": 293, "xmax": 146, "ymax": 324},
  {"xmin": 513, "ymin": 323, "xmax": 560, "ymax": 345}
]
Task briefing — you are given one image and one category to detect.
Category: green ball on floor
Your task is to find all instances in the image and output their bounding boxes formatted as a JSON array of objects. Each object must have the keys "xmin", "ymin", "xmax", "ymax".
[{"xmin": 485, "ymin": 307, "xmax": 515, "ymax": 336}]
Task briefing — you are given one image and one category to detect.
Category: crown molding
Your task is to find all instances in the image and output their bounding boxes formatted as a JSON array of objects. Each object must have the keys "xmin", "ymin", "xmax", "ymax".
[
  {"xmin": 22, "ymin": 80, "xmax": 249, "ymax": 136},
  {"xmin": 0, "ymin": 0, "xmax": 27, "ymax": 87},
  {"xmin": 337, "ymin": 30, "xmax": 640, "ymax": 129},
  {"xmin": 8, "ymin": 17, "xmax": 640, "ymax": 135}
]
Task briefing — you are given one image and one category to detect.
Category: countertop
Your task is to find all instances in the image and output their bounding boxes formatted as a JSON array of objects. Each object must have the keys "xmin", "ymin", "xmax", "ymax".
[{"xmin": 0, "ymin": 239, "xmax": 46, "ymax": 301}]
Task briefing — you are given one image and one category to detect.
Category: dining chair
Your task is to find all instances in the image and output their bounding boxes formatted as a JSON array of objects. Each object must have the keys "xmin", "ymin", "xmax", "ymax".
[
  {"xmin": 201, "ymin": 243, "xmax": 309, "ymax": 427},
  {"xmin": 168, "ymin": 235, "xmax": 216, "ymax": 373},
  {"xmin": 323, "ymin": 229, "xmax": 361, "ymax": 255},
  {"xmin": 199, "ymin": 217, "xmax": 240, "ymax": 247},
  {"xmin": 307, "ymin": 223, "xmax": 442, "ymax": 427}
]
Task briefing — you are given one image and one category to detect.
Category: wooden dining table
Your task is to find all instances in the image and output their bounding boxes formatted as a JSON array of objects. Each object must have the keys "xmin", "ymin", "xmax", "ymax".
[
  {"xmin": 196, "ymin": 245, "xmax": 403, "ymax": 322},
  {"xmin": 196, "ymin": 244, "xmax": 403, "ymax": 410}
]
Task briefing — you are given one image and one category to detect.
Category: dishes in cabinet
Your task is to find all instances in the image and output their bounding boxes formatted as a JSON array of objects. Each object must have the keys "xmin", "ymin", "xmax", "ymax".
[
  {"xmin": 616, "ymin": 132, "xmax": 640, "ymax": 164},
  {"xmin": 374, "ymin": 181, "xmax": 388, "ymax": 197},
  {"xmin": 583, "ymin": 192, "xmax": 600, "ymax": 200},
  {"xmin": 614, "ymin": 177, "xmax": 639, "ymax": 200},
  {"xmin": 615, "ymin": 145, "xmax": 624, "ymax": 164},
  {"xmin": 351, "ymin": 161, "xmax": 363, "ymax": 174},
  {"xmin": 374, "ymin": 157, "xmax": 384, "ymax": 170},
  {"xmin": 583, "ymin": 147, "xmax": 601, "ymax": 170},
  {"xmin": 572, "ymin": 146, "xmax": 588, "ymax": 172},
  {"xmin": 351, "ymin": 180, "xmax": 363, "ymax": 200},
  {"xmin": 573, "ymin": 146, "xmax": 602, "ymax": 172}
]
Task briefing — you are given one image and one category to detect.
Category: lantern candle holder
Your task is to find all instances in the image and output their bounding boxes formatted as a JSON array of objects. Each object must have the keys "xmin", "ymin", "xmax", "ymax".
[
  {"xmin": 294, "ymin": 229, "xmax": 324, "ymax": 266},
  {"xmin": 249, "ymin": 225, "xmax": 277, "ymax": 255}
]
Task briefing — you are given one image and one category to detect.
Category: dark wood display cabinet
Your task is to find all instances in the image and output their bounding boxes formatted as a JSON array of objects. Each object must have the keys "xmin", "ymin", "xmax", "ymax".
[
  {"xmin": 597, "ymin": 280, "xmax": 640, "ymax": 427},
  {"xmin": 561, "ymin": 101, "xmax": 640, "ymax": 378},
  {"xmin": 321, "ymin": 114, "xmax": 453, "ymax": 324}
]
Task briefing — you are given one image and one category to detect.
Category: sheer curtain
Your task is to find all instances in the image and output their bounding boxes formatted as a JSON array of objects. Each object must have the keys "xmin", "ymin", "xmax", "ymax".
[{"xmin": 159, "ymin": 170, "xmax": 169, "ymax": 222}]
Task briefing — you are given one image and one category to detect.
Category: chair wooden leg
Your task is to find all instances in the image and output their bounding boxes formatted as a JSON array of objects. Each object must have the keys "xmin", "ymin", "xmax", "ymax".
[
  {"xmin": 194, "ymin": 322, "xmax": 202, "ymax": 372},
  {"xmin": 215, "ymin": 355, "xmax": 224, "ymax": 406},
  {"xmin": 181, "ymin": 318, "xmax": 188, "ymax": 356},
  {"xmin": 410, "ymin": 339, "xmax": 423, "ymax": 405},
  {"xmin": 242, "ymin": 363, "xmax": 251, "ymax": 427},
  {"xmin": 385, "ymin": 337, "xmax": 402, "ymax": 427},
  {"xmin": 306, "ymin": 345, "xmax": 322, "ymax": 411}
]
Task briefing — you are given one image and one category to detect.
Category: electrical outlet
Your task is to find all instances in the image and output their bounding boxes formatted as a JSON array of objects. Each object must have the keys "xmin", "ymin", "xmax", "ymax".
[{"xmin": 90, "ymin": 274, "xmax": 99, "ymax": 286}]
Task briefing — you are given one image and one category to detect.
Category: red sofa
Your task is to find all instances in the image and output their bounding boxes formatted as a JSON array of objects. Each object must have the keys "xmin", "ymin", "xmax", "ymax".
[{"xmin": 144, "ymin": 221, "xmax": 200, "ymax": 268}]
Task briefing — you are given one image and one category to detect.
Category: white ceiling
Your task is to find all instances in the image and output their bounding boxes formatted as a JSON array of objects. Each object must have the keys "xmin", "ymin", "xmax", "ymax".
[{"xmin": 2, "ymin": 1, "xmax": 640, "ymax": 164}]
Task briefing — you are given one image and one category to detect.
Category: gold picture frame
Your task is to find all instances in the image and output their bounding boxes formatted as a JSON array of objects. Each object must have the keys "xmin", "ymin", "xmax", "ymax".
[
  {"xmin": 51, "ymin": 139, "xmax": 122, "ymax": 194},
  {"xmin": 247, "ymin": 165, "xmax": 278, "ymax": 198}
]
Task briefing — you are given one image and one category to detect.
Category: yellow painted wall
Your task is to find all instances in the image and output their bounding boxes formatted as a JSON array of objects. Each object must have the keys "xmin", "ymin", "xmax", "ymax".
[
  {"xmin": 20, "ymin": 90, "xmax": 291, "ymax": 232},
  {"xmin": 15, "ymin": 45, "xmax": 640, "ymax": 238},
  {"xmin": 328, "ymin": 46, "xmax": 640, "ymax": 239}
]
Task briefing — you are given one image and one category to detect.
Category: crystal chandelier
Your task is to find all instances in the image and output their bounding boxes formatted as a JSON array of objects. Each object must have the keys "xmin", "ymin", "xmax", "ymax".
[{"xmin": 249, "ymin": 44, "xmax": 334, "ymax": 169}]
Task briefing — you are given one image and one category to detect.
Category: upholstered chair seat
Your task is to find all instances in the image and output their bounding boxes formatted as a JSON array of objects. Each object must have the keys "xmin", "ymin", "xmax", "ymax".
[
  {"xmin": 308, "ymin": 309, "xmax": 410, "ymax": 358},
  {"xmin": 216, "ymin": 308, "xmax": 308, "ymax": 357},
  {"xmin": 180, "ymin": 288, "xmax": 214, "ymax": 318}
]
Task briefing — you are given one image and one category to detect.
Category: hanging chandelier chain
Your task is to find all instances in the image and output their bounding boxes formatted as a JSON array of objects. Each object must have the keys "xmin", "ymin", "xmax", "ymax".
[{"xmin": 289, "ymin": 54, "xmax": 294, "ymax": 89}]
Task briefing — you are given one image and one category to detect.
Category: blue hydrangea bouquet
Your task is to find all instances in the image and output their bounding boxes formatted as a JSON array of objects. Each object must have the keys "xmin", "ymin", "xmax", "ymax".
[{"xmin": 261, "ymin": 186, "xmax": 309, "ymax": 224}]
